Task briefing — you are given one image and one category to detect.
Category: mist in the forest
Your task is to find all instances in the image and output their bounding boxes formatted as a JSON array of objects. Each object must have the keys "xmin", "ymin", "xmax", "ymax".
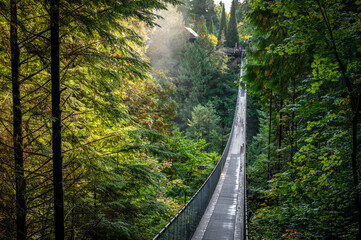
[{"xmin": 147, "ymin": 6, "xmax": 188, "ymax": 78}]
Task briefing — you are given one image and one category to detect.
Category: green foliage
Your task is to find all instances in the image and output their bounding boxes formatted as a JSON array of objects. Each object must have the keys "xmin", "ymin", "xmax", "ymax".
[
  {"xmin": 0, "ymin": 0, "xmax": 220, "ymax": 239},
  {"xmin": 245, "ymin": 0, "xmax": 361, "ymax": 239},
  {"xmin": 173, "ymin": 35, "xmax": 217, "ymax": 130},
  {"xmin": 236, "ymin": 1, "xmax": 252, "ymax": 46},
  {"xmin": 197, "ymin": 15, "xmax": 208, "ymax": 36},
  {"xmin": 191, "ymin": 0, "xmax": 216, "ymax": 31},
  {"xmin": 236, "ymin": 0, "xmax": 250, "ymax": 22},
  {"xmin": 173, "ymin": 29, "xmax": 238, "ymax": 147},
  {"xmin": 209, "ymin": 16, "xmax": 215, "ymax": 34},
  {"xmin": 187, "ymin": 103, "xmax": 222, "ymax": 153},
  {"xmin": 226, "ymin": 0, "xmax": 239, "ymax": 48},
  {"xmin": 162, "ymin": 131, "xmax": 219, "ymax": 201},
  {"xmin": 217, "ymin": 3, "xmax": 227, "ymax": 45}
]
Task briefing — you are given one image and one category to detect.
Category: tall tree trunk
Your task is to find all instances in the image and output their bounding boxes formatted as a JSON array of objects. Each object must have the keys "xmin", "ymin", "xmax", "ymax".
[
  {"xmin": 94, "ymin": 190, "xmax": 97, "ymax": 240},
  {"xmin": 291, "ymin": 79, "xmax": 296, "ymax": 162},
  {"xmin": 352, "ymin": 109, "xmax": 361, "ymax": 239},
  {"xmin": 50, "ymin": 0, "xmax": 64, "ymax": 239},
  {"xmin": 278, "ymin": 98, "xmax": 283, "ymax": 172},
  {"xmin": 11, "ymin": 1, "xmax": 26, "ymax": 239},
  {"xmin": 267, "ymin": 91, "xmax": 272, "ymax": 180}
]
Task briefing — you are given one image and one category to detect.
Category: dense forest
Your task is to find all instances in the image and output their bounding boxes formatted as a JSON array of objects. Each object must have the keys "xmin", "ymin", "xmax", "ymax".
[
  {"xmin": 0, "ymin": 0, "xmax": 247, "ymax": 239},
  {"xmin": 0, "ymin": 0, "xmax": 360, "ymax": 239},
  {"xmin": 244, "ymin": 0, "xmax": 361, "ymax": 239}
]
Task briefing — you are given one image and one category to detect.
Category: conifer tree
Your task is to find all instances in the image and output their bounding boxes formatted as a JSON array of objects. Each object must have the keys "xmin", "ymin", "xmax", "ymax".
[
  {"xmin": 226, "ymin": 0, "xmax": 239, "ymax": 48},
  {"xmin": 209, "ymin": 16, "xmax": 214, "ymax": 35},
  {"xmin": 198, "ymin": 15, "xmax": 208, "ymax": 36},
  {"xmin": 191, "ymin": 0, "xmax": 216, "ymax": 31},
  {"xmin": 191, "ymin": 0, "xmax": 206, "ymax": 26},
  {"xmin": 174, "ymin": 19, "xmax": 214, "ymax": 130},
  {"xmin": 187, "ymin": 103, "xmax": 222, "ymax": 152},
  {"xmin": 205, "ymin": 0, "xmax": 216, "ymax": 31},
  {"xmin": 0, "ymin": 0, "xmax": 233, "ymax": 239},
  {"xmin": 217, "ymin": 3, "xmax": 227, "ymax": 45}
]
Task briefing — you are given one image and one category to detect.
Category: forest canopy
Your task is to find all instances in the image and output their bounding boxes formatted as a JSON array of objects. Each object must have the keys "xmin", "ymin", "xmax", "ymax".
[
  {"xmin": 244, "ymin": 0, "xmax": 361, "ymax": 238},
  {"xmin": 0, "ymin": 0, "xmax": 244, "ymax": 239},
  {"xmin": 1, "ymin": 0, "xmax": 360, "ymax": 239}
]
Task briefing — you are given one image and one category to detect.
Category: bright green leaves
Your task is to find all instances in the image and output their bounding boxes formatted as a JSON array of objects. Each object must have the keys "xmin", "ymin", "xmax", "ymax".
[
  {"xmin": 307, "ymin": 80, "xmax": 324, "ymax": 94},
  {"xmin": 306, "ymin": 120, "xmax": 321, "ymax": 130},
  {"xmin": 319, "ymin": 152, "xmax": 342, "ymax": 172},
  {"xmin": 187, "ymin": 103, "xmax": 222, "ymax": 153},
  {"xmin": 161, "ymin": 131, "xmax": 219, "ymax": 202},
  {"xmin": 311, "ymin": 54, "xmax": 341, "ymax": 83},
  {"xmin": 245, "ymin": 0, "xmax": 361, "ymax": 238},
  {"xmin": 174, "ymin": 35, "xmax": 225, "ymax": 130}
]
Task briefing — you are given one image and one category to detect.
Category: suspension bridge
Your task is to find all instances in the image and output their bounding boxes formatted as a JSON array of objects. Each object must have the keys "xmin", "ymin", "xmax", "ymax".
[{"xmin": 153, "ymin": 56, "xmax": 248, "ymax": 240}]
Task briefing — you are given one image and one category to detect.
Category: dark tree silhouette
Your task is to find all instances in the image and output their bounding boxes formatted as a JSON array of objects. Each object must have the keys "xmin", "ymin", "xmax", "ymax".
[
  {"xmin": 217, "ymin": 3, "xmax": 227, "ymax": 44},
  {"xmin": 50, "ymin": 0, "xmax": 64, "ymax": 239},
  {"xmin": 226, "ymin": 0, "xmax": 239, "ymax": 48},
  {"xmin": 10, "ymin": 0, "xmax": 26, "ymax": 239}
]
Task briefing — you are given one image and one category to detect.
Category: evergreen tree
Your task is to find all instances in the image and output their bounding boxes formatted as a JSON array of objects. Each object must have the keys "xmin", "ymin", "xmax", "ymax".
[
  {"xmin": 236, "ymin": 0, "xmax": 250, "ymax": 22},
  {"xmin": 191, "ymin": 0, "xmax": 216, "ymax": 31},
  {"xmin": 205, "ymin": 0, "xmax": 216, "ymax": 31},
  {"xmin": 174, "ymin": 39, "xmax": 213, "ymax": 130},
  {"xmin": 209, "ymin": 16, "xmax": 214, "ymax": 35},
  {"xmin": 187, "ymin": 103, "xmax": 222, "ymax": 152},
  {"xmin": 198, "ymin": 15, "xmax": 208, "ymax": 36},
  {"xmin": 0, "ymin": 0, "xmax": 186, "ymax": 239},
  {"xmin": 226, "ymin": 0, "xmax": 239, "ymax": 47},
  {"xmin": 174, "ymin": 16, "xmax": 238, "ymax": 148},
  {"xmin": 217, "ymin": 3, "xmax": 227, "ymax": 45},
  {"xmin": 174, "ymin": 17, "xmax": 221, "ymax": 131}
]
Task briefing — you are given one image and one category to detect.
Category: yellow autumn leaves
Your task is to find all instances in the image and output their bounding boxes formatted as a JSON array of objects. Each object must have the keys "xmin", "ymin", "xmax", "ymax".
[{"xmin": 238, "ymin": 21, "xmax": 251, "ymax": 40}]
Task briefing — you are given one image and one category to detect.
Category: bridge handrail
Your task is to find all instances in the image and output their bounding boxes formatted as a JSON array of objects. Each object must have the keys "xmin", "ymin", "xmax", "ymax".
[{"xmin": 152, "ymin": 86, "xmax": 242, "ymax": 240}]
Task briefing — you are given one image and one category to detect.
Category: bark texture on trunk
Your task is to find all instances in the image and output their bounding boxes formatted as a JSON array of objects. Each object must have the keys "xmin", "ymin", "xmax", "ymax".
[
  {"xmin": 352, "ymin": 113, "xmax": 361, "ymax": 239},
  {"xmin": 278, "ymin": 98, "xmax": 283, "ymax": 172},
  {"xmin": 50, "ymin": 0, "xmax": 64, "ymax": 239},
  {"xmin": 11, "ymin": 1, "xmax": 26, "ymax": 239},
  {"xmin": 267, "ymin": 92, "xmax": 272, "ymax": 180}
]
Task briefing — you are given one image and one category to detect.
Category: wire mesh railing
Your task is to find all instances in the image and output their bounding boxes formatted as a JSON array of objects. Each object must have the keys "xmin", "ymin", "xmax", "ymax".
[{"xmin": 152, "ymin": 88, "xmax": 241, "ymax": 240}]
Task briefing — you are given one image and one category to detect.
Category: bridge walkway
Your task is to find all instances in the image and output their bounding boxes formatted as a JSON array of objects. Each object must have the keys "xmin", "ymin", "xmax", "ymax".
[
  {"xmin": 152, "ymin": 58, "xmax": 247, "ymax": 240},
  {"xmin": 192, "ymin": 88, "xmax": 247, "ymax": 240}
]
